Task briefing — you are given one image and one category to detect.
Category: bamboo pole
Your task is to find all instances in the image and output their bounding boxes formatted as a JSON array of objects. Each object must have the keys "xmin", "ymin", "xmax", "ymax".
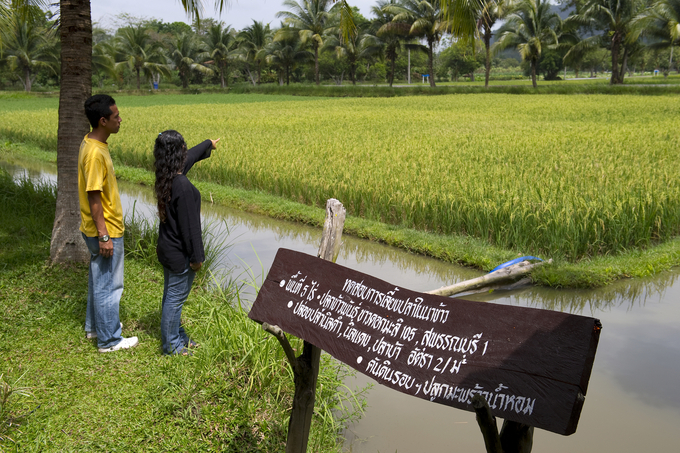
[{"xmin": 427, "ymin": 260, "xmax": 550, "ymax": 297}]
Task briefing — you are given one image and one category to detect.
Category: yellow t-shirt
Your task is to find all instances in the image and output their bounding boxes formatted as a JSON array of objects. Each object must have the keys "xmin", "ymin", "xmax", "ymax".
[{"xmin": 78, "ymin": 135, "xmax": 124, "ymax": 237}]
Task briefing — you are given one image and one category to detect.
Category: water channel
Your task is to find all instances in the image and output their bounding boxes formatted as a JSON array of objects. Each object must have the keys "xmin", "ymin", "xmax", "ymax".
[{"xmin": 4, "ymin": 158, "xmax": 680, "ymax": 452}]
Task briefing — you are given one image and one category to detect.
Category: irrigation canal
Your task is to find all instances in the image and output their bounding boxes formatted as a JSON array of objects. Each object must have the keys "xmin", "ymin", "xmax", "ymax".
[{"xmin": 3, "ymin": 157, "xmax": 680, "ymax": 452}]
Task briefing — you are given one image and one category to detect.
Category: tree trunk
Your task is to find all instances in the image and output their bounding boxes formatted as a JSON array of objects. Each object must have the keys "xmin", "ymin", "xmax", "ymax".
[
  {"xmin": 531, "ymin": 59, "xmax": 537, "ymax": 88},
  {"xmin": 24, "ymin": 67, "xmax": 32, "ymax": 92},
  {"xmin": 428, "ymin": 40, "xmax": 436, "ymax": 87},
  {"xmin": 220, "ymin": 66, "xmax": 225, "ymax": 88},
  {"xmin": 136, "ymin": 67, "xmax": 141, "ymax": 90},
  {"xmin": 610, "ymin": 32, "xmax": 622, "ymax": 84},
  {"xmin": 314, "ymin": 45, "xmax": 320, "ymax": 85},
  {"xmin": 51, "ymin": 0, "xmax": 92, "ymax": 264},
  {"xmin": 389, "ymin": 54, "xmax": 396, "ymax": 87},
  {"xmin": 619, "ymin": 46, "xmax": 629, "ymax": 83},
  {"xmin": 484, "ymin": 27, "xmax": 492, "ymax": 88}
]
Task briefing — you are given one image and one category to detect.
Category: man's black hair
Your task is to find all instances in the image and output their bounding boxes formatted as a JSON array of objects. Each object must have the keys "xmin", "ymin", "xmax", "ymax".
[{"xmin": 84, "ymin": 94, "xmax": 116, "ymax": 129}]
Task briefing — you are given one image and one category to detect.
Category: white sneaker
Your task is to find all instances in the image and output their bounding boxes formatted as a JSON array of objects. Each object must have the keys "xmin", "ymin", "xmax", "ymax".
[
  {"xmin": 98, "ymin": 336, "xmax": 139, "ymax": 353},
  {"xmin": 86, "ymin": 322, "xmax": 123, "ymax": 339}
]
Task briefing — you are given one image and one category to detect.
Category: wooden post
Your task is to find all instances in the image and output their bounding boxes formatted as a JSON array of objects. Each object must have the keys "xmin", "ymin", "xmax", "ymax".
[
  {"xmin": 472, "ymin": 395, "xmax": 503, "ymax": 453},
  {"xmin": 472, "ymin": 394, "xmax": 535, "ymax": 453},
  {"xmin": 262, "ymin": 199, "xmax": 346, "ymax": 453}
]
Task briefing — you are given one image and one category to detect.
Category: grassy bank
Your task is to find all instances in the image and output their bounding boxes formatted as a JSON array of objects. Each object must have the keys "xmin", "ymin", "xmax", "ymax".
[
  {"xmin": 5, "ymin": 76, "xmax": 680, "ymax": 100},
  {"xmin": 227, "ymin": 80, "xmax": 680, "ymax": 97},
  {"xmin": 0, "ymin": 169, "xmax": 363, "ymax": 451},
  {"xmin": 3, "ymin": 141, "xmax": 680, "ymax": 289}
]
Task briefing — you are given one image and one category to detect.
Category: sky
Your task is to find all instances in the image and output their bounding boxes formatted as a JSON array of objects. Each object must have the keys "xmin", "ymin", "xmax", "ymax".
[{"xmin": 91, "ymin": 0, "xmax": 378, "ymax": 31}]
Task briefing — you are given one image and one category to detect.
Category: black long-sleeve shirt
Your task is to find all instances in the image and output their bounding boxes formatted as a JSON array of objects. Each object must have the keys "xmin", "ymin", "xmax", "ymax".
[{"xmin": 156, "ymin": 140, "xmax": 212, "ymax": 273}]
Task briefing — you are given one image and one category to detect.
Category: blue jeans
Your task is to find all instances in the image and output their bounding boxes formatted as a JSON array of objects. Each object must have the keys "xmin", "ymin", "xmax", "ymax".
[
  {"xmin": 82, "ymin": 234, "xmax": 124, "ymax": 349},
  {"xmin": 161, "ymin": 261, "xmax": 195, "ymax": 355}
]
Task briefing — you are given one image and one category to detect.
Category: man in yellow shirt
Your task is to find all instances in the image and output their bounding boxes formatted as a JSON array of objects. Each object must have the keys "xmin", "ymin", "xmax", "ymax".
[{"xmin": 79, "ymin": 94, "xmax": 138, "ymax": 353}]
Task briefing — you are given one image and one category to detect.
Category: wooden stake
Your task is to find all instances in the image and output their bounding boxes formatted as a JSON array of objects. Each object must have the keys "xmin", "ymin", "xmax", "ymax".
[{"xmin": 263, "ymin": 199, "xmax": 346, "ymax": 453}]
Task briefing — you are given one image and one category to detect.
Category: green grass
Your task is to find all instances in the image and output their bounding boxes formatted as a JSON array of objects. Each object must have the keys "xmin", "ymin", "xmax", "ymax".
[{"xmin": 0, "ymin": 169, "xmax": 365, "ymax": 452}]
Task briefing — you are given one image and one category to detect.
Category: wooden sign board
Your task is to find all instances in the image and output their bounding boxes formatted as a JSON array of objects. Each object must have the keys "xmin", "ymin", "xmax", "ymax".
[{"xmin": 248, "ymin": 249, "xmax": 601, "ymax": 435}]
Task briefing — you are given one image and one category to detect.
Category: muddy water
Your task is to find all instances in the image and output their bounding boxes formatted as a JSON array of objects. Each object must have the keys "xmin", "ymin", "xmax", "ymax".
[{"xmin": 4, "ymin": 158, "xmax": 680, "ymax": 452}]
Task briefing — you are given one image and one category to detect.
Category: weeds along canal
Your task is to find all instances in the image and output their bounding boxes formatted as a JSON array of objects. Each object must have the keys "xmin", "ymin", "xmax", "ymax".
[{"xmin": 3, "ymin": 158, "xmax": 680, "ymax": 453}]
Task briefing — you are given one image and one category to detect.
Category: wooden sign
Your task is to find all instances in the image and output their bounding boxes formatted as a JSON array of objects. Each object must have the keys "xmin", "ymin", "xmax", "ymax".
[{"xmin": 248, "ymin": 249, "xmax": 601, "ymax": 435}]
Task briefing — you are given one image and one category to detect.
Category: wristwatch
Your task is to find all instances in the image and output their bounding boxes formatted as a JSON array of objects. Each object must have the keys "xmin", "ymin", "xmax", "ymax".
[{"xmin": 98, "ymin": 234, "xmax": 110, "ymax": 242}]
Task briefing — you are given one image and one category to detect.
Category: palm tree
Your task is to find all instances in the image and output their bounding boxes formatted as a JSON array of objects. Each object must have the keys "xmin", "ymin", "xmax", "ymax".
[
  {"xmin": 323, "ymin": 11, "xmax": 376, "ymax": 85},
  {"xmin": 115, "ymin": 25, "xmax": 170, "ymax": 90},
  {"xmin": 565, "ymin": 0, "xmax": 639, "ymax": 84},
  {"xmin": 630, "ymin": 0, "xmax": 680, "ymax": 71},
  {"xmin": 369, "ymin": 0, "xmax": 413, "ymax": 87},
  {"xmin": 1, "ymin": 0, "xmax": 237, "ymax": 264},
  {"xmin": 493, "ymin": 0, "xmax": 562, "ymax": 88},
  {"xmin": 265, "ymin": 26, "xmax": 314, "ymax": 85},
  {"xmin": 168, "ymin": 32, "xmax": 213, "ymax": 89},
  {"xmin": 7, "ymin": 0, "xmax": 358, "ymax": 264},
  {"xmin": 204, "ymin": 22, "xmax": 237, "ymax": 88},
  {"xmin": 276, "ymin": 0, "xmax": 337, "ymax": 85},
  {"xmin": 385, "ymin": 0, "xmax": 448, "ymax": 87},
  {"xmin": 477, "ymin": 0, "xmax": 511, "ymax": 87},
  {"xmin": 237, "ymin": 20, "xmax": 272, "ymax": 85},
  {"xmin": 92, "ymin": 39, "xmax": 118, "ymax": 86},
  {"xmin": 1, "ymin": 12, "xmax": 58, "ymax": 91}
]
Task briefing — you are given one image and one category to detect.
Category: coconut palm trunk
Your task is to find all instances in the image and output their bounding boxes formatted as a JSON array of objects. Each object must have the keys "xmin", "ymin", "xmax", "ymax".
[
  {"xmin": 389, "ymin": 54, "xmax": 396, "ymax": 86},
  {"xmin": 314, "ymin": 44, "xmax": 320, "ymax": 85},
  {"xmin": 428, "ymin": 39, "xmax": 436, "ymax": 87},
  {"xmin": 483, "ymin": 27, "xmax": 492, "ymax": 88},
  {"xmin": 23, "ymin": 67, "xmax": 32, "ymax": 92},
  {"xmin": 531, "ymin": 58, "xmax": 538, "ymax": 88},
  {"xmin": 610, "ymin": 32, "xmax": 622, "ymax": 84},
  {"xmin": 51, "ymin": 0, "xmax": 92, "ymax": 263}
]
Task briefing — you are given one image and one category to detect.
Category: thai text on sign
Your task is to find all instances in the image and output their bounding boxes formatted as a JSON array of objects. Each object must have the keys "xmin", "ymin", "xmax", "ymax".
[{"xmin": 248, "ymin": 249, "xmax": 601, "ymax": 435}]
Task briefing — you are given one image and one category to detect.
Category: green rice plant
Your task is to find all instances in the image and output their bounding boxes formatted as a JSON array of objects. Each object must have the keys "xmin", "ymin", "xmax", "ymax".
[{"xmin": 3, "ymin": 93, "xmax": 680, "ymax": 261}]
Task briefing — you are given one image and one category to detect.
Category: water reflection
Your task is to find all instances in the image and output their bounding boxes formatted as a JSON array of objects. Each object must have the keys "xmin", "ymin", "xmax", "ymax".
[
  {"xmin": 468, "ymin": 269, "xmax": 680, "ymax": 315},
  {"xmin": 4, "ymin": 157, "xmax": 680, "ymax": 452}
]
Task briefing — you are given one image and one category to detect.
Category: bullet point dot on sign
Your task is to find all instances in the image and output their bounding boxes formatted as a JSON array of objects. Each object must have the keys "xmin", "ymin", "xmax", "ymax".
[
  {"xmin": 357, "ymin": 356, "xmax": 363, "ymax": 364},
  {"xmin": 279, "ymin": 280, "xmax": 286, "ymax": 287},
  {"xmin": 287, "ymin": 301, "xmax": 294, "ymax": 308}
]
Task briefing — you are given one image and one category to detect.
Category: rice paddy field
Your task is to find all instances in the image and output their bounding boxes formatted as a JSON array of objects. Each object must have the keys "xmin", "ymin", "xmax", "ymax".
[{"xmin": 1, "ymin": 92, "xmax": 679, "ymax": 262}]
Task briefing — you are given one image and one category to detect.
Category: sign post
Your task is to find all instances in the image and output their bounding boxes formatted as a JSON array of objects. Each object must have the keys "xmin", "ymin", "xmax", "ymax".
[
  {"xmin": 249, "ymin": 248, "xmax": 601, "ymax": 437},
  {"xmin": 260, "ymin": 199, "xmax": 346, "ymax": 453}
]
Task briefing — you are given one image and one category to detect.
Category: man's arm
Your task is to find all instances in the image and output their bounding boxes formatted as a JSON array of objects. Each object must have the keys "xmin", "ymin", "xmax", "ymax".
[{"xmin": 87, "ymin": 191, "xmax": 113, "ymax": 258}]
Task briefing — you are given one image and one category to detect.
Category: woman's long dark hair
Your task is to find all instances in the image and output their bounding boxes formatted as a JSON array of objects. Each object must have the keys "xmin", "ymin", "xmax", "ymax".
[{"xmin": 154, "ymin": 130, "xmax": 187, "ymax": 222}]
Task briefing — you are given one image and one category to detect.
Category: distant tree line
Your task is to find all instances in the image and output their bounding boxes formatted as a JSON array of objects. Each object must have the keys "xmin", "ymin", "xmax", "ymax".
[{"xmin": 1, "ymin": 0, "xmax": 678, "ymax": 92}]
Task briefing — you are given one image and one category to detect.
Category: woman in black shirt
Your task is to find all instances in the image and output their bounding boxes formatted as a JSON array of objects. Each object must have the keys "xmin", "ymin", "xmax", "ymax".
[{"xmin": 154, "ymin": 130, "xmax": 219, "ymax": 355}]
